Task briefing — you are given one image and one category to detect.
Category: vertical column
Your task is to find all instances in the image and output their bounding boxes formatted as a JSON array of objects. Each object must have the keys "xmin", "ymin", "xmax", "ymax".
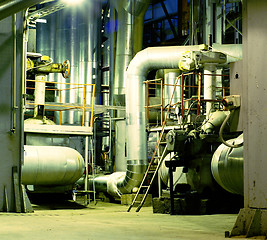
[
  {"xmin": 0, "ymin": 13, "xmax": 27, "ymax": 212},
  {"xmin": 230, "ymin": 0, "xmax": 267, "ymax": 237}
]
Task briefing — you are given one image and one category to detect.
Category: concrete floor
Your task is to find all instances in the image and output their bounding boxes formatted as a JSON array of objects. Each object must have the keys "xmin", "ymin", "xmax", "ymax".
[{"xmin": 0, "ymin": 199, "xmax": 246, "ymax": 240}]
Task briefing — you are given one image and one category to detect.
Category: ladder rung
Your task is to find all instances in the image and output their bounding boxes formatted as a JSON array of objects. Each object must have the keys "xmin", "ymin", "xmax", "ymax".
[{"xmin": 127, "ymin": 145, "xmax": 168, "ymax": 212}]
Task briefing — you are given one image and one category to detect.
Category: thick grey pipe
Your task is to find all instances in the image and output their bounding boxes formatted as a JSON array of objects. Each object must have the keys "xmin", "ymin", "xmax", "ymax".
[
  {"xmin": 113, "ymin": 0, "xmax": 151, "ymax": 105},
  {"xmin": 0, "ymin": 0, "xmax": 44, "ymax": 21},
  {"xmin": 94, "ymin": 45, "xmax": 204, "ymax": 197}
]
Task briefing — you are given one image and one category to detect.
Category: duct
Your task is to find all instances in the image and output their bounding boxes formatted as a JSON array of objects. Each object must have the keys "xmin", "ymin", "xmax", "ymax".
[
  {"xmin": 94, "ymin": 45, "xmax": 205, "ymax": 197},
  {"xmin": 22, "ymin": 145, "xmax": 85, "ymax": 186},
  {"xmin": 212, "ymin": 43, "xmax": 242, "ymax": 63},
  {"xmin": 211, "ymin": 134, "xmax": 243, "ymax": 195},
  {"xmin": 113, "ymin": 0, "xmax": 151, "ymax": 178},
  {"xmin": 0, "ymin": 0, "xmax": 45, "ymax": 21},
  {"xmin": 113, "ymin": 0, "xmax": 149, "ymax": 16},
  {"xmin": 113, "ymin": 0, "xmax": 151, "ymax": 106}
]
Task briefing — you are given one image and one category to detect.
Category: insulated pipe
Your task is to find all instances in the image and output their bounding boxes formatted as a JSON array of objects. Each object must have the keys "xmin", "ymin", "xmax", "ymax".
[
  {"xmin": 113, "ymin": 0, "xmax": 151, "ymax": 106},
  {"xmin": 0, "ymin": 0, "xmax": 44, "ymax": 21},
  {"xmin": 204, "ymin": 63, "xmax": 217, "ymax": 117},
  {"xmin": 22, "ymin": 145, "xmax": 85, "ymax": 186},
  {"xmin": 212, "ymin": 43, "xmax": 242, "ymax": 63},
  {"xmin": 124, "ymin": 46, "xmax": 206, "ymax": 194},
  {"xmin": 211, "ymin": 134, "xmax": 243, "ymax": 195},
  {"xmin": 34, "ymin": 74, "xmax": 47, "ymax": 117},
  {"xmin": 113, "ymin": 0, "xmax": 151, "ymax": 178},
  {"xmin": 94, "ymin": 45, "xmax": 204, "ymax": 197}
]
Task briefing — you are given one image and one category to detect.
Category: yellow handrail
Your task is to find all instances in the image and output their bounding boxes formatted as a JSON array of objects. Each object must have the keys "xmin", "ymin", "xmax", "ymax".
[{"xmin": 26, "ymin": 79, "xmax": 95, "ymax": 127}]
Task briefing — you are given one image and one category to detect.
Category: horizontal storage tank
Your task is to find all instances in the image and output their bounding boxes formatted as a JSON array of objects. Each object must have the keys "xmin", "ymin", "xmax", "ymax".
[
  {"xmin": 22, "ymin": 145, "xmax": 85, "ymax": 186},
  {"xmin": 211, "ymin": 135, "xmax": 243, "ymax": 195}
]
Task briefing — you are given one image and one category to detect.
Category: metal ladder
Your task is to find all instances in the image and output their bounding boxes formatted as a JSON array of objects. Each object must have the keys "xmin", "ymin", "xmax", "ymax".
[
  {"xmin": 73, "ymin": 136, "xmax": 96, "ymax": 205},
  {"xmin": 127, "ymin": 74, "xmax": 181, "ymax": 212},
  {"xmin": 127, "ymin": 145, "xmax": 168, "ymax": 212}
]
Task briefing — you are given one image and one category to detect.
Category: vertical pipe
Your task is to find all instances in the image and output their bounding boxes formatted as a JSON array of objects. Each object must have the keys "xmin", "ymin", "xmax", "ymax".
[
  {"xmin": 82, "ymin": 85, "xmax": 86, "ymax": 126},
  {"xmin": 90, "ymin": 84, "xmax": 96, "ymax": 128},
  {"xmin": 58, "ymin": 90, "xmax": 61, "ymax": 125},
  {"xmin": 204, "ymin": 64, "xmax": 216, "ymax": 117},
  {"xmin": 146, "ymin": 81, "xmax": 149, "ymax": 122},
  {"xmin": 84, "ymin": 135, "xmax": 89, "ymax": 203},
  {"xmin": 197, "ymin": 73, "xmax": 201, "ymax": 115},
  {"xmin": 11, "ymin": 14, "xmax": 17, "ymax": 133},
  {"xmin": 34, "ymin": 74, "xmax": 47, "ymax": 117},
  {"xmin": 160, "ymin": 78, "xmax": 163, "ymax": 125},
  {"xmin": 181, "ymin": 74, "xmax": 185, "ymax": 118}
]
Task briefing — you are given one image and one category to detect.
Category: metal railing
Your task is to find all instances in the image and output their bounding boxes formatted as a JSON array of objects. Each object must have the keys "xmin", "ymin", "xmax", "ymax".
[
  {"xmin": 145, "ymin": 72, "xmax": 230, "ymax": 125},
  {"xmin": 26, "ymin": 79, "xmax": 95, "ymax": 127}
]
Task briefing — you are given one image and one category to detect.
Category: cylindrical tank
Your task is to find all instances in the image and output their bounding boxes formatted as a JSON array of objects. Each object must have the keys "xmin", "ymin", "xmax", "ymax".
[
  {"xmin": 211, "ymin": 134, "xmax": 243, "ymax": 195},
  {"xmin": 22, "ymin": 145, "xmax": 85, "ymax": 186}
]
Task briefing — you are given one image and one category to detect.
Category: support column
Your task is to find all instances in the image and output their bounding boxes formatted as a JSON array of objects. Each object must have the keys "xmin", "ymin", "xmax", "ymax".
[
  {"xmin": 0, "ymin": 13, "xmax": 30, "ymax": 212},
  {"xmin": 230, "ymin": 0, "xmax": 267, "ymax": 237}
]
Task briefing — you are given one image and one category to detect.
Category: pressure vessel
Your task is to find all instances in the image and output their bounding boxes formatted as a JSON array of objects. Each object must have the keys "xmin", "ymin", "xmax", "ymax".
[{"xmin": 22, "ymin": 145, "xmax": 84, "ymax": 186}]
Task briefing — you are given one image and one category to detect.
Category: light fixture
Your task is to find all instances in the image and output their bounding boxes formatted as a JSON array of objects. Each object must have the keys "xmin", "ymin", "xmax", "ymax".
[{"xmin": 62, "ymin": 0, "xmax": 84, "ymax": 5}]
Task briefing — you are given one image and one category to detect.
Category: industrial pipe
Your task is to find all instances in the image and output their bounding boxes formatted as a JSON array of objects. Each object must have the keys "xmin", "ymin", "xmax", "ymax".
[
  {"xmin": 93, "ymin": 44, "xmax": 242, "ymax": 197},
  {"xmin": 94, "ymin": 45, "xmax": 205, "ymax": 197},
  {"xmin": 204, "ymin": 64, "xmax": 217, "ymax": 116},
  {"xmin": 211, "ymin": 134, "xmax": 243, "ymax": 195},
  {"xmin": 113, "ymin": 0, "xmax": 151, "ymax": 105},
  {"xmin": 0, "ymin": 0, "xmax": 45, "ymax": 21},
  {"xmin": 22, "ymin": 145, "xmax": 85, "ymax": 186},
  {"xmin": 34, "ymin": 74, "xmax": 47, "ymax": 117}
]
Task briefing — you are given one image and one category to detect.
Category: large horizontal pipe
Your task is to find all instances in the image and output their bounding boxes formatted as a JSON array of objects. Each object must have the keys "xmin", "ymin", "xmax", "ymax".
[
  {"xmin": 22, "ymin": 145, "xmax": 85, "ymax": 186},
  {"xmin": 0, "ymin": 0, "xmax": 45, "ymax": 21}
]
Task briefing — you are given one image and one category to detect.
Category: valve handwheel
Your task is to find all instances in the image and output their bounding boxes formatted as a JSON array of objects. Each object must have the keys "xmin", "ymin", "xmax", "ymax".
[{"xmin": 62, "ymin": 59, "xmax": 71, "ymax": 78}]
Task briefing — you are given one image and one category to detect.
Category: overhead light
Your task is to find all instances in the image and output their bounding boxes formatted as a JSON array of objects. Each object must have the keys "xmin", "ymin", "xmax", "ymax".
[{"xmin": 62, "ymin": 0, "xmax": 84, "ymax": 5}]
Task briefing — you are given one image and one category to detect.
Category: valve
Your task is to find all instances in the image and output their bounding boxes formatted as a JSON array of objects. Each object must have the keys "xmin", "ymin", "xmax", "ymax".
[{"xmin": 62, "ymin": 59, "xmax": 71, "ymax": 78}]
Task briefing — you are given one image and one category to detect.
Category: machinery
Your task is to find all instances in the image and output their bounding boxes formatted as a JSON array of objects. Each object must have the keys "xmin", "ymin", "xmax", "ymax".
[{"xmin": 0, "ymin": 0, "xmax": 246, "ymax": 215}]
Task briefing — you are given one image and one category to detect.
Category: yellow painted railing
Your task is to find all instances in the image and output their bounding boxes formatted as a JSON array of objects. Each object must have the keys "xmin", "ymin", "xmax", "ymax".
[{"xmin": 26, "ymin": 79, "xmax": 95, "ymax": 127}]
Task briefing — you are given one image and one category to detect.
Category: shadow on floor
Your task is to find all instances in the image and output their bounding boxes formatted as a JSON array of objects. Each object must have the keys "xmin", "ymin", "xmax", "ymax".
[{"xmin": 28, "ymin": 193, "xmax": 87, "ymax": 210}]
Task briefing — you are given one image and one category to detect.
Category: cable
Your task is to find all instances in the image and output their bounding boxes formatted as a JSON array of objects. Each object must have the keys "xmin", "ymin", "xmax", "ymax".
[{"xmin": 219, "ymin": 110, "xmax": 243, "ymax": 148}]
